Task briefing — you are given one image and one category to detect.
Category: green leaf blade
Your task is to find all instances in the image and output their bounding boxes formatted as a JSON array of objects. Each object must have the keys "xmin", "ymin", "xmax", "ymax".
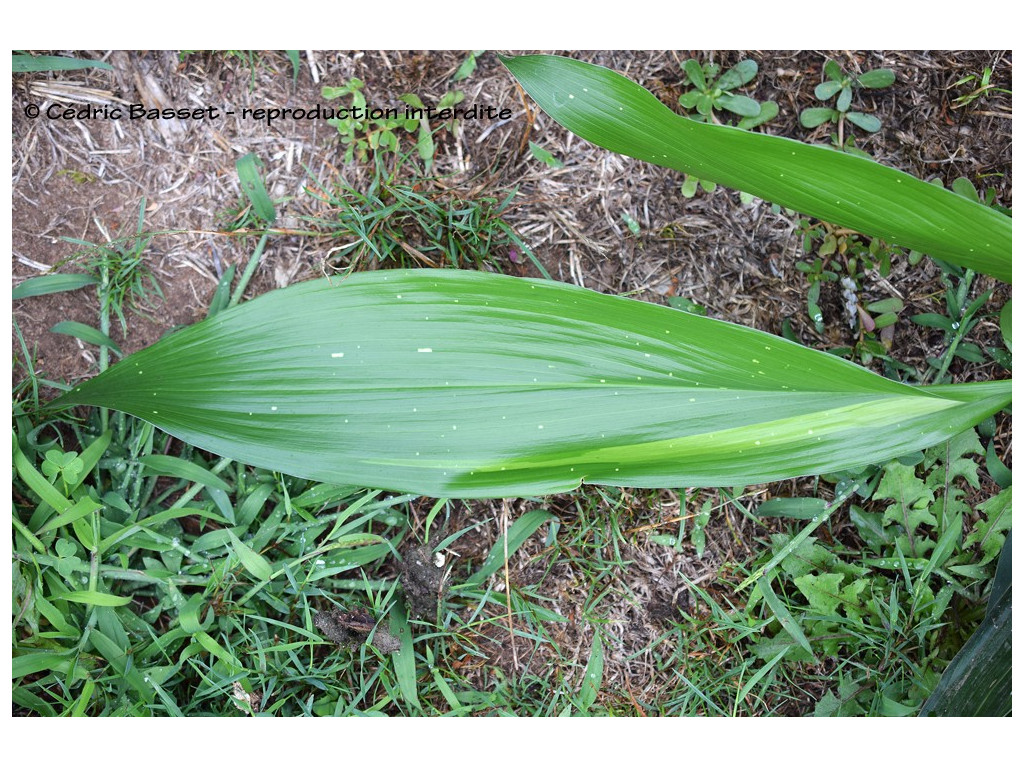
[
  {"xmin": 858, "ymin": 69, "xmax": 896, "ymax": 89},
  {"xmin": 226, "ymin": 530, "xmax": 273, "ymax": 583},
  {"xmin": 13, "ymin": 273, "xmax": 99, "ymax": 300},
  {"xmin": 846, "ymin": 111, "xmax": 882, "ymax": 133},
  {"xmin": 716, "ymin": 92, "xmax": 761, "ymax": 118},
  {"xmin": 466, "ymin": 508, "xmax": 555, "ymax": 586},
  {"xmin": 53, "ymin": 271, "xmax": 1011, "ymax": 499},
  {"xmin": 50, "ymin": 321, "xmax": 123, "ymax": 357},
  {"xmin": 500, "ymin": 54, "xmax": 1010, "ymax": 282},
  {"xmin": 13, "ymin": 54, "xmax": 113, "ymax": 72},
  {"xmin": 814, "ymin": 81, "xmax": 844, "ymax": 100},
  {"xmin": 235, "ymin": 153, "xmax": 276, "ymax": 225},
  {"xmin": 55, "ymin": 590, "xmax": 133, "ymax": 607},
  {"xmin": 138, "ymin": 454, "xmax": 231, "ymax": 492}
]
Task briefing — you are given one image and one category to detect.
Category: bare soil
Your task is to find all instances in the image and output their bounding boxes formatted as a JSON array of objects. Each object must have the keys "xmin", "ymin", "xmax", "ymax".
[{"xmin": 11, "ymin": 49, "xmax": 1012, "ymax": 712}]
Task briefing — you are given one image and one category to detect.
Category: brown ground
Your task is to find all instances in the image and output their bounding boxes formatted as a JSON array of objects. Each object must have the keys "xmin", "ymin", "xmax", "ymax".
[{"xmin": 11, "ymin": 50, "xmax": 1012, "ymax": 711}]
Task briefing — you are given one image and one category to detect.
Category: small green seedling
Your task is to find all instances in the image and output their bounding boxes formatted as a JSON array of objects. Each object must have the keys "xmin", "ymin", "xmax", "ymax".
[
  {"xmin": 951, "ymin": 66, "xmax": 1010, "ymax": 109},
  {"xmin": 452, "ymin": 50, "xmax": 485, "ymax": 82},
  {"xmin": 528, "ymin": 141, "xmax": 564, "ymax": 169},
  {"xmin": 800, "ymin": 59, "xmax": 895, "ymax": 145},
  {"xmin": 679, "ymin": 59, "xmax": 775, "ymax": 124},
  {"xmin": 323, "ymin": 78, "xmax": 403, "ymax": 162}
]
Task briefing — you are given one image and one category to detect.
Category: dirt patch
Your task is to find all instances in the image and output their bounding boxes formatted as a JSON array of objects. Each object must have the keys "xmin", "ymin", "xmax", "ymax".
[
  {"xmin": 400, "ymin": 543, "xmax": 450, "ymax": 620},
  {"xmin": 314, "ymin": 606, "xmax": 402, "ymax": 654}
]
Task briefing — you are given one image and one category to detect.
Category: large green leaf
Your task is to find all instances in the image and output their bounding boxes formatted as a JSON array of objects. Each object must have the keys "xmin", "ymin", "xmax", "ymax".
[
  {"xmin": 501, "ymin": 55, "xmax": 1011, "ymax": 283},
  {"xmin": 53, "ymin": 270, "xmax": 1010, "ymax": 499}
]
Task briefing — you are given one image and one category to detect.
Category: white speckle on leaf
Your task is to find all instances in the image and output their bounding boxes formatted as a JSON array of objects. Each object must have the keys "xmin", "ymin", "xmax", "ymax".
[
  {"xmin": 331, "ymin": 352, "xmax": 345, "ymax": 358},
  {"xmin": 418, "ymin": 348, "xmax": 433, "ymax": 353}
]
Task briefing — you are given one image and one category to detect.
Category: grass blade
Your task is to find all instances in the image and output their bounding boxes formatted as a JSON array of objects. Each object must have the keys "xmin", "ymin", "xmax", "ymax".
[
  {"xmin": 138, "ymin": 454, "xmax": 231, "ymax": 492},
  {"xmin": 236, "ymin": 153, "xmax": 276, "ymax": 225},
  {"xmin": 13, "ymin": 273, "xmax": 99, "ymax": 300},
  {"xmin": 35, "ymin": 497, "xmax": 104, "ymax": 536},
  {"xmin": 738, "ymin": 482, "xmax": 861, "ymax": 591},
  {"xmin": 13, "ymin": 54, "xmax": 113, "ymax": 72},
  {"xmin": 226, "ymin": 530, "xmax": 274, "ymax": 583},
  {"xmin": 579, "ymin": 633, "xmax": 604, "ymax": 712},
  {"xmin": 50, "ymin": 321, "xmax": 123, "ymax": 357},
  {"xmin": 13, "ymin": 439, "xmax": 72, "ymax": 513},
  {"xmin": 758, "ymin": 574, "xmax": 816, "ymax": 659},
  {"xmin": 390, "ymin": 600, "xmax": 421, "ymax": 712},
  {"xmin": 466, "ymin": 508, "xmax": 555, "ymax": 586},
  {"xmin": 54, "ymin": 591, "xmax": 133, "ymax": 607}
]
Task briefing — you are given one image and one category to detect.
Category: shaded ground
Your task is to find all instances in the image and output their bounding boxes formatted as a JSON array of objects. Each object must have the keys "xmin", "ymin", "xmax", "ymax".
[{"xmin": 11, "ymin": 49, "xmax": 1012, "ymax": 713}]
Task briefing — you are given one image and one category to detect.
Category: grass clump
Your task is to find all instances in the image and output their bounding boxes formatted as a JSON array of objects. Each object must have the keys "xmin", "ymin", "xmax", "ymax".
[{"xmin": 305, "ymin": 155, "xmax": 544, "ymax": 276}]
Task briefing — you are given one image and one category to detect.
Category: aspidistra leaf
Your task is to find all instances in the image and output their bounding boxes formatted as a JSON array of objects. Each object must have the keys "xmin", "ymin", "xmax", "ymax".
[
  {"xmin": 500, "ymin": 55, "xmax": 1010, "ymax": 283},
  {"xmin": 52, "ymin": 270, "xmax": 1011, "ymax": 499}
]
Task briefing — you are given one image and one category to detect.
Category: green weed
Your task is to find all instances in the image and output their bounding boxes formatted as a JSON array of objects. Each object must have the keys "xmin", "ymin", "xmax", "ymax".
[
  {"xmin": 740, "ymin": 431, "xmax": 1009, "ymax": 715},
  {"xmin": 322, "ymin": 78, "xmax": 463, "ymax": 171},
  {"xmin": 800, "ymin": 58, "xmax": 895, "ymax": 154}
]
